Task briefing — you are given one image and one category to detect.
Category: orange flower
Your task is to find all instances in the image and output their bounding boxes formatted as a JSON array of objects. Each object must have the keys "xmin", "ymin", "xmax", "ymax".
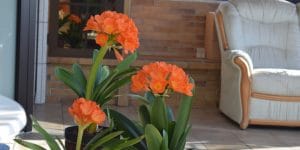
[
  {"xmin": 169, "ymin": 66, "xmax": 194, "ymax": 96},
  {"xmin": 131, "ymin": 71, "xmax": 149, "ymax": 93},
  {"xmin": 59, "ymin": 3, "xmax": 69, "ymax": 14},
  {"xmin": 131, "ymin": 62, "xmax": 194, "ymax": 96},
  {"xmin": 96, "ymin": 33, "xmax": 109, "ymax": 47},
  {"xmin": 69, "ymin": 14, "xmax": 81, "ymax": 24},
  {"xmin": 113, "ymin": 49, "xmax": 124, "ymax": 62},
  {"xmin": 68, "ymin": 98, "xmax": 106, "ymax": 126},
  {"xmin": 84, "ymin": 11, "xmax": 139, "ymax": 56},
  {"xmin": 150, "ymin": 79, "xmax": 168, "ymax": 94}
]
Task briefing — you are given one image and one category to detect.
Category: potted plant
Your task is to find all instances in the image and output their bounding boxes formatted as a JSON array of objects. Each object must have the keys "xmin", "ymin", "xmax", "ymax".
[
  {"xmin": 110, "ymin": 62, "xmax": 195, "ymax": 150},
  {"xmin": 14, "ymin": 98, "xmax": 144, "ymax": 150}
]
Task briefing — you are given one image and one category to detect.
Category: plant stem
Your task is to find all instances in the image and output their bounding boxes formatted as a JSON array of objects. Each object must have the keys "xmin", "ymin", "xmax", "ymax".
[
  {"xmin": 76, "ymin": 125, "xmax": 85, "ymax": 150},
  {"xmin": 86, "ymin": 41, "xmax": 112, "ymax": 100}
]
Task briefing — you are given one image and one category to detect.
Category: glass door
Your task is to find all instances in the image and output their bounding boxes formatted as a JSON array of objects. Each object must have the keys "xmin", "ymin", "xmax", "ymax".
[{"xmin": 0, "ymin": 0, "xmax": 17, "ymax": 98}]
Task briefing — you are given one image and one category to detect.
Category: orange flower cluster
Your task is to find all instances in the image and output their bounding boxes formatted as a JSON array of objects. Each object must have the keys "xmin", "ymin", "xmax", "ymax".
[
  {"xmin": 69, "ymin": 14, "xmax": 81, "ymax": 24},
  {"xmin": 68, "ymin": 98, "xmax": 106, "ymax": 126},
  {"xmin": 84, "ymin": 11, "xmax": 139, "ymax": 59},
  {"xmin": 131, "ymin": 62, "xmax": 194, "ymax": 96}
]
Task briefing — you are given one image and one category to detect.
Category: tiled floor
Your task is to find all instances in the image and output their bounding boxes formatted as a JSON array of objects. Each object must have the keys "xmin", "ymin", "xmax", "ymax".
[{"xmin": 10, "ymin": 101, "xmax": 300, "ymax": 150}]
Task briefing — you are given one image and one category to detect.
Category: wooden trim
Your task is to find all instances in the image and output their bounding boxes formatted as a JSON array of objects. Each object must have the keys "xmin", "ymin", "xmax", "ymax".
[
  {"xmin": 216, "ymin": 11, "xmax": 229, "ymax": 50},
  {"xmin": 124, "ymin": 0, "xmax": 131, "ymax": 16},
  {"xmin": 252, "ymin": 93, "xmax": 300, "ymax": 102},
  {"xmin": 234, "ymin": 57, "xmax": 252, "ymax": 129},
  {"xmin": 204, "ymin": 12, "xmax": 221, "ymax": 60},
  {"xmin": 250, "ymin": 119, "xmax": 300, "ymax": 127}
]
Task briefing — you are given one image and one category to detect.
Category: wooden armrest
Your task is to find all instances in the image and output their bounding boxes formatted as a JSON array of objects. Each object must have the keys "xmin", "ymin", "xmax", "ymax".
[{"xmin": 234, "ymin": 56, "xmax": 251, "ymax": 129}]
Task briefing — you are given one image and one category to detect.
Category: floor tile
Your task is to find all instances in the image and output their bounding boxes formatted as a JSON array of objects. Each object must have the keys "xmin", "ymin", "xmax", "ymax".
[{"xmin": 14, "ymin": 103, "xmax": 297, "ymax": 150}]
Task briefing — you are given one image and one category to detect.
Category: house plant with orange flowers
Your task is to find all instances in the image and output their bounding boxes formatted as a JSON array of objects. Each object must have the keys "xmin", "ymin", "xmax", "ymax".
[
  {"xmin": 15, "ymin": 10, "xmax": 145, "ymax": 150},
  {"xmin": 109, "ymin": 62, "xmax": 195, "ymax": 150},
  {"xmin": 54, "ymin": 10, "xmax": 144, "ymax": 149},
  {"xmin": 14, "ymin": 98, "xmax": 144, "ymax": 150}
]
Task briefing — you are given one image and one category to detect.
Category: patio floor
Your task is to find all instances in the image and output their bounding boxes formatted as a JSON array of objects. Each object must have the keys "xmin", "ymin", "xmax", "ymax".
[{"xmin": 8, "ymin": 100, "xmax": 300, "ymax": 150}]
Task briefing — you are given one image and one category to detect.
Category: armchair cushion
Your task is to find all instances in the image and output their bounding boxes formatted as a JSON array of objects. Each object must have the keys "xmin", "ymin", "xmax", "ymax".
[{"xmin": 252, "ymin": 69, "xmax": 300, "ymax": 96}]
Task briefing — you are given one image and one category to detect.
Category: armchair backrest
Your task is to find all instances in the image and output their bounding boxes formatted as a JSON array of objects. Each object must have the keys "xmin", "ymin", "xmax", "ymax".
[{"xmin": 217, "ymin": 0, "xmax": 300, "ymax": 69}]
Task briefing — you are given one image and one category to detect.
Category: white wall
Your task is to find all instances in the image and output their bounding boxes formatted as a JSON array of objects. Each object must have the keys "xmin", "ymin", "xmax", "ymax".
[{"xmin": 0, "ymin": 0, "xmax": 17, "ymax": 98}]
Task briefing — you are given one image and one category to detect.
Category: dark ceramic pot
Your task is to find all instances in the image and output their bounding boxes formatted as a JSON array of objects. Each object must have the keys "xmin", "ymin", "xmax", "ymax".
[{"xmin": 64, "ymin": 126, "xmax": 105, "ymax": 150}]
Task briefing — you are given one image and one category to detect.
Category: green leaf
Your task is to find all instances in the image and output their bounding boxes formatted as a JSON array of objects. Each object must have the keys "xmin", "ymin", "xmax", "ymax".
[
  {"xmin": 150, "ymin": 96, "xmax": 169, "ymax": 132},
  {"xmin": 168, "ymin": 121, "xmax": 176, "ymax": 142},
  {"xmin": 95, "ymin": 65, "xmax": 110, "ymax": 85},
  {"xmin": 170, "ymin": 78, "xmax": 195, "ymax": 149},
  {"xmin": 84, "ymin": 128, "xmax": 112, "ymax": 150},
  {"xmin": 128, "ymin": 94, "xmax": 150, "ymax": 105},
  {"xmin": 145, "ymin": 124, "xmax": 163, "ymax": 150},
  {"xmin": 55, "ymin": 136, "xmax": 65, "ymax": 150},
  {"xmin": 108, "ymin": 109, "xmax": 147, "ymax": 150},
  {"xmin": 167, "ymin": 106, "xmax": 175, "ymax": 121},
  {"xmin": 110, "ymin": 135, "xmax": 145, "ymax": 150},
  {"xmin": 175, "ymin": 125, "xmax": 191, "ymax": 150},
  {"xmin": 100, "ymin": 76, "xmax": 132, "ymax": 102},
  {"xmin": 92, "ymin": 70, "xmax": 119, "ymax": 103},
  {"xmin": 93, "ymin": 67, "xmax": 136, "ymax": 104},
  {"xmin": 160, "ymin": 130, "xmax": 169, "ymax": 150},
  {"xmin": 145, "ymin": 92, "xmax": 155, "ymax": 104},
  {"xmin": 14, "ymin": 139, "xmax": 47, "ymax": 150},
  {"xmin": 115, "ymin": 52, "xmax": 137, "ymax": 72},
  {"xmin": 101, "ymin": 138, "xmax": 128, "ymax": 149},
  {"xmin": 89, "ymin": 131, "xmax": 123, "ymax": 150},
  {"xmin": 55, "ymin": 67, "xmax": 85, "ymax": 97},
  {"xmin": 138, "ymin": 105, "xmax": 150, "ymax": 126},
  {"xmin": 31, "ymin": 116, "xmax": 61, "ymax": 150},
  {"xmin": 92, "ymin": 49, "xmax": 99, "ymax": 63},
  {"xmin": 72, "ymin": 63, "xmax": 87, "ymax": 89}
]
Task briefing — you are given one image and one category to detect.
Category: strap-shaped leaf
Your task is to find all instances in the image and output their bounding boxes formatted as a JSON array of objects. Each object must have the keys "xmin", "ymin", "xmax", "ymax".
[
  {"xmin": 95, "ymin": 65, "xmax": 110, "ymax": 85},
  {"xmin": 92, "ymin": 49, "xmax": 99, "ymax": 64},
  {"xmin": 145, "ymin": 124, "xmax": 162, "ymax": 150},
  {"xmin": 92, "ymin": 67, "xmax": 136, "ymax": 104},
  {"xmin": 55, "ymin": 136, "xmax": 65, "ymax": 150},
  {"xmin": 128, "ymin": 94, "xmax": 150, "ymax": 105},
  {"xmin": 108, "ymin": 109, "xmax": 147, "ymax": 150},
  {"xmin": 55, "ymin": 67, "xmax": 85, "ymax": 97},
  {"xmin": 160, "ymin": 130, "xmax": 169, "ymax": 150},
  {"xmin": 109, "ymin": 135, "xmax": 145, "ymax": 150},
  {"xmin": 99, "ymin": 76, "xmax": 132, "ymax": 104},
  {"xmin": 14, "ymin": 139, "xmax": 47, "ymax": 150},
  {"xmin": 31, "ymin": 116, "xmax": 61, "ymax": 150},
  {"xmin": 167, "ymin": 106, "xmax": 175, "ymax": 121},
  {"xmin": 175, "ymin": 125, "xmax": 191, "ymax": 150},
  {"xmin": 168, "ymin": 121, "xmax": 176, "ymax": 142},
  {"xmin": 138, "ymin": 105, "xmax": 150, "ymax": 126},
  {"xmin": 170, "ymin": 78, "xmax": 195, "ymax": 149},
  {"xmin": 115, "ymin": 52, "xmax": 137, "ymax": 72},
  {"xmin": 84, "ymin": 128, "xmax": 112, "ymax": 150},
  {"xmin": 150, "ymin": 96, "xmax": 169, "ymax": 133},
  {"xmin": 72, "ymin": 63, "xmax": 87, "ymax": 89},
  {"xmin": 89, "ymin": 131, "xmax": 123, "ymax": 150},
  {"xmin": 145, "ymin": 92, "xmax": 155, "ymax": 104}
]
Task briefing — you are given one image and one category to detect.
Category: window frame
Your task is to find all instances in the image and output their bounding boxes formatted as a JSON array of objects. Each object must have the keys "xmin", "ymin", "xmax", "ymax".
[{"xmin": 48, "ymin": 0, "xmax": 128, "ymax": 58}]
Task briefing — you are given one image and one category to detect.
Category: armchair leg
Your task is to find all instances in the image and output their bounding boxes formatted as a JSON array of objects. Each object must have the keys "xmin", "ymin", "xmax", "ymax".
[{"xmin": 240, "ymin": 120, "xmax": 249, "ymax": 129}]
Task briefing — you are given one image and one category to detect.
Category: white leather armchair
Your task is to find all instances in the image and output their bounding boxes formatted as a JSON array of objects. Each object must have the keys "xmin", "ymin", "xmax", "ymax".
[
  {"xmin": 0, "ymin": 95, "xmax": 26, "ymax": 142},
  {"xmin": 215, "ymin": 0, "xmax": 300, "ymax": 129}
]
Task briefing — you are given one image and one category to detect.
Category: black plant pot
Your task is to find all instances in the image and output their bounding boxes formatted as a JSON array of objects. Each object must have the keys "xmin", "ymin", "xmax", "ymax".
[{"xmin": 64, "ymin": 126, "xmax": 105, "ymax": 150}]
